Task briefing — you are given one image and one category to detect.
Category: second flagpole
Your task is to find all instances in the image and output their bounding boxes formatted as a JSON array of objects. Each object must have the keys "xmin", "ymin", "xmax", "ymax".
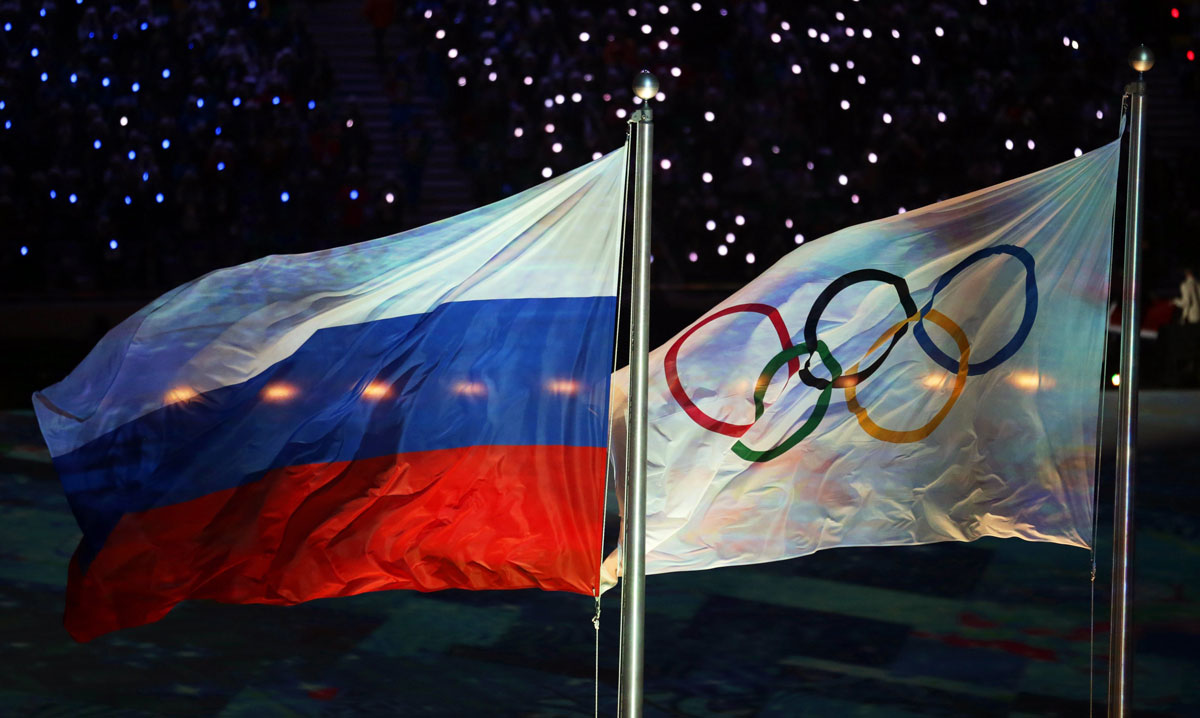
[{"xmin": 618, "ymin": 70, "xmax": 657, "ymax": 718}]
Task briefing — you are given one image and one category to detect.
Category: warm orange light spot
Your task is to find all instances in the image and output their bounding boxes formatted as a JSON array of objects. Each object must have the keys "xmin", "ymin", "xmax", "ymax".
[
  {"xmin": 164, "ymin": 386, "xmax": 198, "ymax": 404},
  {"xmin": 362, "ymin": 381, "xmax": 392, "ymax": 400},
  {"xmin": 452, "ymin": 380, "xmax": 487, "ymax": 397},
  {"xmin": 921, "ymin": 373, "xmax": 949, "ymax": 390},
  {"xmin": 1010, "ymin": 371, "xmax": 1054, "ymax": 392},
  {"xmin": 547, "ymin": 379, "xmax": 581, "ymax": 395},
  {"xmin": 261, "ymin": 382, "xmax": 298, "ymax": 402},
  {"xmin": 1111, "ymin": 373, "xmax": 1121, "ymax": 387}
]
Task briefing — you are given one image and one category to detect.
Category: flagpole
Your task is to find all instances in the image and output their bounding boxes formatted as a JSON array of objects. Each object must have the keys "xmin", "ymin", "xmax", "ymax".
[
  {"xmin": 618, "ymin": 70, "xmax": 657, "ymax": 718},
  {"xmin": 1109, "ymin": 44, "xmax": 1151, "ymax": 718}
]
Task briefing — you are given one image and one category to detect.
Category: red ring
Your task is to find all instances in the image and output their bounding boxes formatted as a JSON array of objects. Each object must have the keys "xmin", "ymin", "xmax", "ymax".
[{"xmin": 663, "ymin": 303, "xmax": 798, "ymax": 437}]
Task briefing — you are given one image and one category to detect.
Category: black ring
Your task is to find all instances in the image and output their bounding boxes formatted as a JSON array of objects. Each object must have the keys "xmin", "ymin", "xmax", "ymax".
[{"xmin": 797, "ymin": 269, "xmax": 919, "ymax": 390}]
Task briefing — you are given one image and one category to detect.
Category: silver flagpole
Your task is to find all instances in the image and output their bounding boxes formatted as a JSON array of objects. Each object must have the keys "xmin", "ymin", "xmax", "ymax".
[
  {"xmin": 1109, "ymin": 44, "xmax": 1152, "ymax": 718},
  {"xmin": 618, "ymin": 70, "xmax": 657, "ymax": 718}
]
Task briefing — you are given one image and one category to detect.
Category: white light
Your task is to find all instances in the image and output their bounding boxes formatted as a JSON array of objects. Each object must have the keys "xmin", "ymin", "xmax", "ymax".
[
  {"xmin": 745, "ymin": 252, "xmax": 756, "ymax": 264},
  {"xmin": 794, "ymin": 234, "xmax": 805, "ymax": 244},
  {"xmin": 484, "ymin": 57, "xmax": 493, "ymax": 66},
  {"xmin": 781, "ymin": 21, "xmax": 791, "ymax": 31},
  {"xmin": 386, "ymin": 192, "xmax": 395, "ymax": 204},
  {"xmin": 347, "ymin": 119, "xmax": 354, "ymax": 128},
  {"xmin": 592, "ymin": 151, "xmax": 603, "ymax": 160},
  {"xmin": 633, "ymin": 97, "xmax": 643, "ymax": 105},
  {"xmin": 785, "ymin": 218, "xmax": 794, "ymax": 229},
  {"xmin": 603, "ymin": 93, "xmax": 612, "ymax": 101},
  {"xmin": 892, "ymin": 29, "xmax": 900, "ymax": 39},
  {"xmin": 868, "ymin": 152, "xmax": 878, "ymax": 163},
  {"xmin": 836, "ymin": 11, "xmax": 845, "ymax": 21},
  {"xmin": 523, "ymin": 76, "xmax": 533, "ymax": 85},
  {"xmin": 702, "ymin": 171, "xmax": 713, "ymax": 183},
  {"xmin": 542, "ymin": 167, "xmax": 553, "ymax": 178},
  {"xmin": 660, "ymin": 158, "xmax": 671, "ymax": 170},
  {"xmin": 1096, "ymin": 109, "xmax": 1104, "ymax": 120},
  {"xmin": 770, "ymin": 33, "xmax": 781, "ymax": 43},
  {"xmin": 705, "ymin": 220, "xmax": 716, "ymax": 231},
  {"xmin": 725, "ymin": 232, "xmax": 736, "ymax": 243},
  {"xmin": 671, "ymin": 66, "xmax": 682, "ymax": 77},
  {"xmin": 846, "ymin": 60, "xmax": 856, "ymax": 69},
  {"xmin": 514, "ymin": 127, "xmax": 524, "ymax": 137},
  {"xmin": 808, "ymin": 28, "xmax": 817, "ymax": 38},
  {"xmin": 545, "ymin": 123, "xmax": 555, "ymax": 133},
  {"xmin": 898, "ymin": 207, "xmax": 907, "ymax": 213},
  {"xmin": 979, "ymin": 0, "xmax": 986, "ymax": 5},
  {"xmin": 435, "ymin": 29, "xmax": 445, "ymax": 39},
  {"xmin": 935, "ymin": 26, "xmax": 944, "ymax": 37},
  {"xmin": 579, "ymin": 31, "xmax": 590, "ymax": 42},
  {"xmin": 792, "ymin": 64, "xmax": 802, "ymax": 74},
  {"xmin": 851, "ymin": 194, "xmax": 860, "ymax": 204},
  {"xmin": 1063, "ymin": 36, "xmax": 1071, "ymax": 47},
  {"xmin": 571, "ymin": 92, "xmax": 582, "ymax": 102},
  {"xmin": 641, "ymin": 24, "xmax": 652, "ymax": 34},
  {"xmin": 820, "ymin": 32, "xmax": 830, "ymax": 43},
  {"xmin": 838, "ymin": 174, "xmax": 848, "ymax": 186},
  {"xmin": 659, "ymin": 4, "xmax": 668, "ymax": 13},
  {"xmin": 457, "ymin": 76, "xmax": 466, "ymax": 86},
  {"xmin": 742, "ymin": 156, "xmax": 752, "ymax": 167},
  {"xmin": 830, "ymin": 62, "xmax": 839, "ymax": 73},
  {"xmin": 735, "ymin": 214, "xmax": 745, "ymax": 225},
  {"xmin": 447, "ymin": 48, "xmax": 458, "ymax": 58},
  {"xmin": 717, "ymin": 244, "xmax": 728, "ymax": 256},
  {"xmin": 1071, "ymin": 40, "xmax": 1079, "ymax": 50},
  {"xmin": 656, "ymin": 91, "xmax": 666, "ymax": 101},
  {"xmin": 692, "ymin": 2, "xmax": 701, "ymax": 10},
  {"xmin": 424, "ymin": 9, "xmax": 432, "ymax": 18},
  {"xmin": 488, "ymin": 72, "xmax": 497, "ymax": 82},
  {"xmin": 840, "ymin": 99, "xmax": 850, "ymax": 110},
  {"xmin": 1005, "ymin": 139, "xmax": 1014, "ymax": 150},
  {"xmin": 616, "ymin": 108, "xmax": 628, "ymax": 119},
  {"xmin": 882, "ymin": 112, "xmax": 892, "ymax": 124},
  {"xmin": 657, "ymin": 40, "xmax": 668, "ymax": 50},
  {"xmin": 857, "ymin": 74, "xmax": 866, "ymax": 84},
  {"xmin": 772, "ymin": 145, "xmax": 780, "ymax": 154},
  {"xmin": 1074, "ymin": 147, "xmax": 1083, "ymax": 157},
  {"xmin": 1027, "ymin": 139, "xmax": 1036, "ymax": 150},
  {"xmin": 552, "ymin": 142, "xmax": 563, "ymax": 153},
  {"xmin": 120, "ymin": 116, "xmax": 128, "ymax": 126},
  {"xmin": 704, "ymin": 111, "xmax": 715, "ymax": 122},
  {"xmin": 688, "ymin": 251, "xmax": 698, "ymax": 262},
  {"xmin": 806, "ymin": 161, "xmax": 815, "ymax": 170},
  {"xmin": 863, "ymin": 28, "xmax": 873, "ymax": 38},
  {"xmin": 911, "ymin": 54, "xmax": 921, "ymax": 65},
  {"xmin": 629, "ymin": 7, "xmax": 637, "ymax": 15},
  {"xmin": 554, "ymin": 94, "xmax": 564, "ymax": 104},
  {"xmin": 938, "ymin": 111, "xmax": 947, "ymax": 123}
]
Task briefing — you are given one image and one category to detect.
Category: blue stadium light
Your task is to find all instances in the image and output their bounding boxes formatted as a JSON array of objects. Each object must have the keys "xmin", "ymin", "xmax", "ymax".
[
  {"xmin": 155, "ymin": 193, "xmax": 164, "ymax": 203},
  {"xmin": 249, "ymin": 0, "xmax": 257, "ymax": 8},
  {"xmin": 196, "ymin": 98, "xmax": 204, "ymax": 108},
  {"xmin": 69, "ymin": 193, "xmax": 77, "ymax": 204},
  {"xmin": 161, "ymin": 138, "xmax": 170, "ymax": 149},
  {"xmin": 101, "ymin": 76, "xmax": 110, "ymax": 87},
  {"xmin": 39, "ymin": 8, "xmax": 45, "ymax": 17},
  {"xmin": 3, "ymin": 120, "xmax": 9, "ymax": 130},
  {"xmin": 93, "ymin": 139, "xmax": 101, "ymax": 149},
  {"xmin": 124, "ymin": 195, "xmax": 132, "ymax": 205},
  {"xmin": 232, "ymin": 97, "xmax": 242, "ymax": 107},
  {"xmin": 0, "ymin": 101, "xmax": 4, "ymax": 109},
  {"xmin": 88, "ymin": 32, "xmax": 94, "ymax": 38},
  {"xmin": 162, "ymin": 69, "xmax": 170, "ymax": 79},
  {"xmin": 142, "ymin": 172, "xmax": 149, "ymax": 181},
  {"xmin": 307, "ymin": 100, "xmax": 316, "ymax": 110},
  {"xmin": 349, "ymin": 189, "xmax": 359, "ymax": 200},
  {"xmin": 40, "ymin": 72, "xmax": 48, "ymax": 82},
  {"xmin": 31, "ymin": 47, "xmax": 38, "ymax": 57},
  {"xmin": 128, "ymin": 150, "xmax": 136, "ymax": 160},
  {"xmin": 214, "ymin": 126, "xmax": 221, "ymax": 136},
  {"xmin": 217, "ymin": 161, "xmax": 226, "ymax": 171},
  {"xmin": 112, "ymin": 33, "xmax": 118, "ymax": 40},
  {"xmin": 76, "ymin": 0, "xmax": 81, "ymax": 4},
  {"xmin": 4, "ymin": 23, "xmax": 11, "ymax": 32},
  {"xmin": 49, "ymin": 190, "xmax": 57, "ymax": 199},
  {"xmin": 140, "ymin": 22, "xmax": 148, "ymax": 31},
  {"xmin": 272, "ymin": 96, "xmax": 280, "ymax": 105},
  {"xmin": 280, "ymin": 191, "xmax": 290, "ymax": 203},
  {"xmin": 132, "ymin": 82, "xmax": 140, "ymax": 92},
  {"xmin": 20, "ymin": 246, "xmax": 28, "ymax": 256},
  {"xmin": 109, "ymin": 239, "xmax": 118, "ymax": 250},
  {"xmin": 70, "ymin": 73, "xmax": 77, "ymax": 83}
]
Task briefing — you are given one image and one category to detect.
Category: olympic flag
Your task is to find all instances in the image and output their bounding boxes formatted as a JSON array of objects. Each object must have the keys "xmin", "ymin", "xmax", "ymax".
[
  {"xmin": 34, "ymin": 148, "xmax": 627, "ymax": 641},
  {"xmin": 606, "ymin": 140, "xmax": 1119, "ymax": 581}
]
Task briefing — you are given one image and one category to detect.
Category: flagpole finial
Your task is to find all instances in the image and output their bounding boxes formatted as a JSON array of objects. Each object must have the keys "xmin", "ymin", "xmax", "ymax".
[
  {"xmin": 1129, "ymin": 45, "xmax": 1154, "ymax": 74},
  {"xmin": 633, "ymin": 70, "xmax": 659, "ymax": 100}
]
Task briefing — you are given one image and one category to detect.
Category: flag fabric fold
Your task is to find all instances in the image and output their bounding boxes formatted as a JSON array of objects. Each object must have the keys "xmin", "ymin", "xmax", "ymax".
[
  {"xmin": 608, "ymin": 140, "xmax": 1119, "ymax": 582},
  {"xmin": 35, "ymin": 147, "xmax": 628, "ymax": 641}
]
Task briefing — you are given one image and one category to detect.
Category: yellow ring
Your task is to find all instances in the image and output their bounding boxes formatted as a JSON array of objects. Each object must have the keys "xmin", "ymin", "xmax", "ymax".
[{"xmin": 844, "ymin": 309, "xmax": 970, "ymax": 443}]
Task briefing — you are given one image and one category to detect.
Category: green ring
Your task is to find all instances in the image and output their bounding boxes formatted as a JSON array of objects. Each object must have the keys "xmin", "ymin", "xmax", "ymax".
[{"xmin": 731, "ymin": 340, "xmax": 842, "ymax": 463}]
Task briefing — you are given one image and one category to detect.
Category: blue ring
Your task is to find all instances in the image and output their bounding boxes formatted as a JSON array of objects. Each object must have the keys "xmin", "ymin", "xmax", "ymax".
[{"xmin": 913, "ymin": 245, "xmax": 1037, "ymax": 375}]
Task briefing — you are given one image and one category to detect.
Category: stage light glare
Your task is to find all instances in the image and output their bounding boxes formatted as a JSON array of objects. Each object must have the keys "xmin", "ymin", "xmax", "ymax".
[
  {"xmin": 717, "ymin": 244, "xmax": 728, "ymax": 256},
  {"xmin": 836, "ymin": 11, "xmax": 845, "ymax": 20},
  {"xmin": 660, "ymin": 158, "xmax": 671, "ymax": 169},
  {"xmin": 858, "ymin": 74, "xmax": 866, "ymax": 84},
  {"xmin": 435, "ymin": 29, "xmax": 445, "ymax": 39},
  {"xmin": 794, "ymin": 234, "xmax": 805, "ymax": 244},
  {"xmin": 745, "ymin": 253, "xmax": 755, "ymax": 264},
  {"xmin": 840, "ymin": 99, "xmax": 850, "ymax": 110},
  {"xmin": 124, "ymin": 196, "xmax": 131, "ymax": 205},
  {"xmin": 386, "ymin": 192, "xmax": 395, "ymax": 204},
  {"xmin": 233, "ymin": 97, "xmax": 242, "ymax": 106},
  {"xmin": 524, "ymin": 76, "xmax": 533, "ymax": 85},
  {"xmin": 898, "ymin": 207, "xmax": 906, "ymax": 213},
  {"xmin": 70, "ymin": 73, "xmax": 78, "ymax": 84},
  {"xmin": 109, "ymin": 239, "xmax": 118, "ymax": 250},
  {"xmin": 142, "ymin": 172, "xmax": 149, "ymax": 181},
  {"xmin": 579, "ymin": 32, "xmax": 590, "ymax": 41},
  {"xmin": 1096, "ymin": 109, "xmax": 1104, "ymax": 119},
  {"xmin": 31, "ymin": 47, "xmax": 38, "ymax": 57},
  {"xmin": 659, "ymin": 4, "xmax": 668, "ymax": 13},
  {"xmin": 1071, "ymin": 40, "xmax": 1079, "ymax": 50},
  {"xmin": 272, "ymin": 96, "xmax": 280, "ymax": 105},
  {"xmin": 162, "ymin": 68, "xmax": 170, "ymax": 78},
  {"xmin": 542, "ymin": 167, "xmax": 553, "ymax": 178},
  {"xmin": 911, "ymin": 54, "xmax": 921, "ymax": 65},
  {"xmin": 543, "ymin": 99, "xmax": 554, "ymax": 108},
  {"xmin": 851, "ymin": 194, "xmax": 860, "ymax": 204},
  {"xmin": 655, "ymin": 91, "xmax": 666, "ymax": 101},
  {"xmin": 592, "ymin": 151, "xmax": 603, "ymax": 160},
  {"xmin": 785, "ymin": 218, "xmax": 794, "ymax": 229},
  {"xmin": 545, "ymin": 123, "xmax": 554, "ymax": 132},
  {"xmin": 483, "ymin": 57, "xmax": 492, "ymax": 66},
  {"xmin": 349, "ymin": 189, "xmax": 359, "ymax": 200},
  {"xmin": 892, "ymin": 29, "xmax": 900, "ymax": 38},
  {"xmin": 552, "ymin": 142, "xmax": 563, "ymax": 153},
  {"xmin": 838, "ymin": 174, "xmax": 848, "ymax": 186},
  {"xmin": 937, "ymin": 111, "xmax": 947, "ymax": 122},
  {"xmin": 102, "ymin": 77, "xmax": 110, "ymax": 87},
  {"xmin": 93, "ymin": 139, "xmax": 101, "ymax": 149},
  {"xmin": 1063, "ymin": 36, "xmax": 1070, "ymax": 47},
  {"xmin": 447, "ymin": 48, "xmax": 458, "ymax": 58},
  {"xmin": 217, "ymin": 162, "xmax": 225, "ymax": 171},
  {"xmin": 554, "ymin": 94, "xmax": 564, "ymax": 104},
  {"xmin": 735, "ymin": 215, "xmax": 745, "ymax": 225},
  {"xmin": 571, "ymin": 92, "xmax": 582, "ymax": 102},
  {"xmin": 820, "ymin": 32, "xmax": 830, "ymax": 43},
  {"xmin": 346, "ymin": 119, "xmax": 353, "ymax": 127},
  {"xmin": 704, "ymin": 111, "xmax": 715, "ymax": 121},
  {"xmin": 688, "ymin": 252, "xmax": 698, "ymax": 262},
  {"xmin": 424, "ymin": 9, "xmax": 432, "ymax": 18},
  {"xmin": 513, "ymin": 127, "xmax": 524, "ymax": 137},
  {"xmin": 868, "ymin": 152, "xmax": 878, "ymax": 163},
  {"xmin": 657, "ymin": 40, "xmax": 668, "ymax": 50},
  {"xmin": 1005, "ymin": 139, "xmax": 1014, "ymax": 150},
  {"xmin": 770, "ymin": 33, "xmax": 780, "ymax": 43},
  {"xmin": 457, "ymin": 76, "xmax": 466, "ymax": 86},
  {"xmin": 742, "ymin": 156, "xmax": 752, "ymax": 167},
  {"xmin": 1074, "ymin": 148, "xmax": 1083, "ymax": 157},
  {"xmin": 792, "ymin": 64, "xmax": 802, "ymax": 74},
  {"xmin": 672, "ymin": 66, "xmax": 682, "ymax": 77},
  {"xmin": 120, "ymin": 116, "xmax": 128, "ymax": 126},
  {"xmin": 616, "ymin": 108, "xmax": 627, "ymax": 118},
  {"xmin": 69, "ymin": 193, "xmax": 77, "ymax": 203},
  {"xmin": 808, "ymin": 28, "xmax": 817, "ymax": 38},
  {"xmin": 155, "ymin": 193, "xmax": 164, "ymax": 203},
  {"xmin": 705, "ymin": 220, "xmax": 716, "ymax": 231},
  {"xmin": 882, "ymin": 112, "xmax": 892, "ymax": 123},
  {"xmin": 935, "ymin": 26, "xmax": 944, "ymax": 37},
  {"xmin": 641, "ymin": 24, "xmax": 651, "ymax": 34},
  {"xmin": 829, "ymin": 62, "xmax": 839, "ymax": 72},
  {"xmin": 692, "ymin": 3, "xmax": 701, "ymax": 11},
  {"xmin": 488, "ymin": 72, "xmax": 497, "ymax": 81},
  {"xmin": 20, "ymin": 246, "xmax": 28, "ymax": 256},
  {"xmin": 196, "ymin": 98, "xmax": 204, "ymax": 108},
  {"xmin": 280, "ymin": 191, "xmax": 289, "ymax": 202},
  {"xmin": 1027, "ymin": 139, "xmax": 1036, "ymax": 150},
  {"xmin": 127, "ymin": 150, "xmax": 136, "ymax": 160},
  {"xmin": 132, "ymin": 82, "xmax": 140, "ymax": 92},
  {"xmin": 50, "ymin": 190, "xmax": 56, "ymax": 199}
]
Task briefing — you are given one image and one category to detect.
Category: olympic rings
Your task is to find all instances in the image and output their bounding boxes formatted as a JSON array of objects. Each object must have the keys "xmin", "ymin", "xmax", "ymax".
[
  {"xmin": 912, "ymin": 245, "xmax": 1037, "ymax": 375},
  {"xmin": 845, "ymin": 309, "xmax": 970, "ymax": 443},
  {"xmin": 665, "ymin": 303, "xmax": 800, "ymax": 438},
  {"xmin": 732, "ymin": 340, "xmax": 840, "ymax": 463},
  {"xmin": 664, "ymin": 244, "xmax": 1037, "ymax": 460}
]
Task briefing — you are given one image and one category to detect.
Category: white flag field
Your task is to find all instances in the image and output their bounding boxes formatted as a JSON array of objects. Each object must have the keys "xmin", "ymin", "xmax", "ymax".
[{"xmin": 607, "ymin": 138, "xmax": 1120, "ymax": 582}]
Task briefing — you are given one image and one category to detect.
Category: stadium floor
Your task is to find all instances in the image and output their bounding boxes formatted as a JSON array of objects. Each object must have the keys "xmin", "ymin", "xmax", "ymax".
[{"xmin": 0, "ymin": 392, "xmax": 1196, "ymax": 717}]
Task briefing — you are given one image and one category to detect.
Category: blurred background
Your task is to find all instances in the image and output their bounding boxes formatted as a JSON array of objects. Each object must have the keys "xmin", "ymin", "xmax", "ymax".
[{"xmin": 0, "ymin": 1, "xmax": 1198, "ymax": 716}]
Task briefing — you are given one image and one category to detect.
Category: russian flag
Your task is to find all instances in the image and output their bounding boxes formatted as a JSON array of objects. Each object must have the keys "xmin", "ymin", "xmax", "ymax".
[{"xmin": 33, "ymin": 148, "xmax": 628, "ymax": 642}]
